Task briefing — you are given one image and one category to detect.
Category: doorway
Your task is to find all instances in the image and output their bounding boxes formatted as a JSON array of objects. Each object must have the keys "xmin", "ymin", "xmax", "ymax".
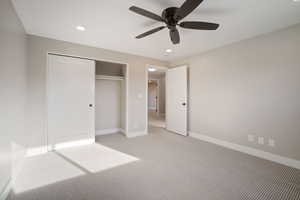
[
  {"xmin": 147, "ymin": 65, "xmax": 167, "ymax": 128},
  {"xmin": 146, "ymin": 65, "xmax": 188, "ymax": 136},
  {"xmin": 148, "ymin": 79, "xmax": 158, "ymax": 112},
  {"xmin": 95, "ymin": 60, "xmax": 128, "ymax": 136}
]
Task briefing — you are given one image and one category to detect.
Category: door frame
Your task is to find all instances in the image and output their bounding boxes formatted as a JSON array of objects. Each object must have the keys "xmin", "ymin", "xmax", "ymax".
[
  {"xmin": 145, "ymin": 65, "xmax": 168, "ymax": 133},
  {"xmin": 46, "ymin": 52, "xmax": 129, "ymax": 151}
]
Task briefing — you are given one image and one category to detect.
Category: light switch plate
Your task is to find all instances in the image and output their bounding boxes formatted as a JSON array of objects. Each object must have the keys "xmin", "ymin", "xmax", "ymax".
[
  {"xmin": 248, "ymin": 134, "xmax": 254, "ymax": 142},
  {"xmin": 258, "ymin": 137, "xmax": 264, "ymax": 145},
  {"xmin": 268, "ymin": 139, "xmax": 275, "ymax": 147}
]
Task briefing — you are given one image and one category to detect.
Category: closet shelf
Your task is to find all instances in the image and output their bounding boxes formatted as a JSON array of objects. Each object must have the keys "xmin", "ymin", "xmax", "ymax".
[{"xmin": 95, "ymin": 75, "xmax": 124, "ymax": 81}]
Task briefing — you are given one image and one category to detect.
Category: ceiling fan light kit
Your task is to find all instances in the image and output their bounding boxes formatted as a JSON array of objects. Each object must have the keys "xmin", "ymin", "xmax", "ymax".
[{"xmin": 129, "ymin": 0, "xmax": 219, "ymax": 45}]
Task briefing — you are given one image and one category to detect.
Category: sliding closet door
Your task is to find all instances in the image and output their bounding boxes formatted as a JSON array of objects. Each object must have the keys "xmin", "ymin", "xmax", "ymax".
[{"xmin": 47, "ymin": 55, "xmax": 95, "ymax": 149}]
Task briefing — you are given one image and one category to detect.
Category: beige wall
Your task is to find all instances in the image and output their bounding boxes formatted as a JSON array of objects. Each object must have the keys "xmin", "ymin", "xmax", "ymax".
[
  {"xmin": 171, "ymin": 24, "xmax": 300, "ymax": 161},
  {"xmin": 95, "ymin": 79, "xmax": 122, "ymax": 131},
  {"xmin": 96, "ymin": 61, "xmax": 125, "ymax": 76},
  {"xmin": 0, "ymin": 0, "xmax": 27, "ymax": 194},
  {"xmin": 27, "ymin": 35, "xmax": 168, "ymax": 148}
]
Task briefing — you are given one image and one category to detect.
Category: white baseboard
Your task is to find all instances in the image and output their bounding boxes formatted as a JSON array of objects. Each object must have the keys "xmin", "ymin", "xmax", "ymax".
[
  {"xmin": 189, "ymin": 132, "xmax": 300, "ymax": 170},
  {"xmin": 0, "ymin": 179, "xmax": 12, "ymax": 200},
  {"xmin": 27, "ymin": 138, "xmax": 96, "ymax": 157},
  {"xmin": 96, "ymin": 128, "xmax": 122, "ymax": 136},
  {"xmin": 12, "ymin": 143, "xmax": 27, "ymax": 183},
  {"xmin": 1, "ymin": 144, "xmax": 27, "ymax": 200},
  {"xmin": 51, "ymin": 138, "xmax": 95, "ymax": 150},
  {"xmin": 26, "ymin": 146, "xmax": 48, "ymax": 157},
  {"xmin": 126, "ymin": 130, "xmax": 148, "ymax": 138},
  {"xmin": 119, "ymin": 129, "xmax": 126, "ymax": 136}
]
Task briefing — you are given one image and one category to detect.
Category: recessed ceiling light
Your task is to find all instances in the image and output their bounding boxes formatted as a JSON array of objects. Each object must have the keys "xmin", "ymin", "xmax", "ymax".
[
  {"xmin": 166, "ymin": 49, "xmax": 172, "ymax": 53},
  {"xmin": 148, "ymin": 68, "xmax": 157, "ymax": 72},
  {"xmin": 293, "ymin": 0, "xmax": 300, "ymax": 2},
  {"xmin": 76, "ymin": 26, "xmax": 86, "ymax": 31}
]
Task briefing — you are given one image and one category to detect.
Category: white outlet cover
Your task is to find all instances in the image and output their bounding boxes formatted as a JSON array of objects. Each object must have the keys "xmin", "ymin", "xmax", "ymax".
[
  {"xmin": 248, "ymin": 134, "xmax": 254, "ymax": 142},
  {"xmin": 258, "ymin": 137, "xmax": 264, "ymax": 145},
  {"xmin": 268, "ymin": 139, "xmax": 275, "ymax": 147}
]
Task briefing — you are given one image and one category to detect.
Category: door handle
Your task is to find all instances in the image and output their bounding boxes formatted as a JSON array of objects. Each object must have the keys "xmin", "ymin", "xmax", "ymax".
[{"xmin": 182, "ymin": 103, "xmax": 186, "ymax": 106}]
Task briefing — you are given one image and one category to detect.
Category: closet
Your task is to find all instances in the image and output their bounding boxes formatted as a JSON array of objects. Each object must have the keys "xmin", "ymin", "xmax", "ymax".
[{"xmin": 95, "ymin": 60, "xmax": 127, "ymax": 136}]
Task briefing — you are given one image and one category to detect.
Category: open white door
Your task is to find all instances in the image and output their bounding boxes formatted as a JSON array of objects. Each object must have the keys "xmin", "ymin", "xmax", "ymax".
[
  {"xmin": 47, "ymin": 55, "xmax": 95, "ymax": 150},
  {"xmin": 166, "ymin": 66, "xmax": 188, "ymax": 136}
]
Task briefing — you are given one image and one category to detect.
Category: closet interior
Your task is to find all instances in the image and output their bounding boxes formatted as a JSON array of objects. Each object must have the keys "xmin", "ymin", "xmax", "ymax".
[{"xmin": 95, "ymin": 60, "xmax": 127, "ymax": 136}]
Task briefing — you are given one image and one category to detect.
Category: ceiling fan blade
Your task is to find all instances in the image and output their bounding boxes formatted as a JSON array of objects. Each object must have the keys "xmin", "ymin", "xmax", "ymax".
[
  {"xmin": 136, "ymin": 26, "xmax": 166, "ymax": 39},
  {"xmin": 169, "ymin": 28, "xmax": 180, "ymax": 44},
  {"xmin": 129, "ymin": 6, "xmax": 164, "ymax": 22},
  {"xmin": 175, "ymin": 0, "xmax": 204, "ymax": 21},
  {"xmin": 179, "ymin": 21, "xmax": 219, "ymax": 30}
]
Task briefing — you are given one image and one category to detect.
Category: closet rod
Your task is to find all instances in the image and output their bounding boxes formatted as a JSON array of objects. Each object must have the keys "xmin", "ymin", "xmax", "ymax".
[{"xmin": 95, "ymin": 75, "xmax": 124, "ymax": 81}]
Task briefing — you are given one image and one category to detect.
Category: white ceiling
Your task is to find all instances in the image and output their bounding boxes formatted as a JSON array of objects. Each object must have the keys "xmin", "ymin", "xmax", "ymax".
[
  {"xmin": 149, "ymin": 66, "xmax": 167, "ymax": 77},
  {"xmin": 12, "ymin": 0, "xmax": 300, "ymax": 61}
]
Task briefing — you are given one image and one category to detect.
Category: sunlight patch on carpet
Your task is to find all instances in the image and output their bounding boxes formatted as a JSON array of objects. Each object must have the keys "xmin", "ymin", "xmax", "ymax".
[{"xmin": 57, "ymin": 143, "xmax": 139, "ymax": 173}]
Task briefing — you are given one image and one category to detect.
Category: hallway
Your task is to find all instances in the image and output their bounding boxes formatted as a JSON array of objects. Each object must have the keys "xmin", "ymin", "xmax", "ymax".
[{"xmin": 148, "ymin": 110, "xmax": 165, "ymax": 128}]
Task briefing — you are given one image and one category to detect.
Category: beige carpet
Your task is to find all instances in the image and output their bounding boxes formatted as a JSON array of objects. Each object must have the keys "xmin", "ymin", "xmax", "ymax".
[{"xmin": 9, "ymin": 126, "xmax": 300, "ymax": 200}]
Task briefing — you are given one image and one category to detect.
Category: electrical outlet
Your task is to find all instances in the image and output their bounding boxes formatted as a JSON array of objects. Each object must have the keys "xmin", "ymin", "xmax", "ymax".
[
  {"xmin": 268, "ymin": 139, "xmax": 275, "ymax": 147},
  {"xmin": 258, "ymin": 137, "xmax": 264, "ymax": 145},
  {"xmin": 137, "ymin": 93, "xmax": 143, "ymax": 99},
  {"xmin": 248, "ymin": 134, "xmax": 255, "ymax": 142}
]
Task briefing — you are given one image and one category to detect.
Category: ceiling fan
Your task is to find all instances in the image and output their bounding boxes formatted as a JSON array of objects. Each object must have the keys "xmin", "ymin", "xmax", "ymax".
[{"xmin": 129, "ymin": 0, "xmax": 219, "ymax": 45}]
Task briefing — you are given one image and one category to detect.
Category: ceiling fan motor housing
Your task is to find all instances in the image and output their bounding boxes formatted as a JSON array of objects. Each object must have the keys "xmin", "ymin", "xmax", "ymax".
[{"xmin": 162, "ymin": 7, "xmax": 179, "ymax": 29}]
